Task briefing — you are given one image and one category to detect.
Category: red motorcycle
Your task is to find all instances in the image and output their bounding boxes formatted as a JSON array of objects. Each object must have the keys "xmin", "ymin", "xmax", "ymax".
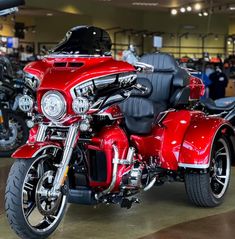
[{"xmin": 5, "ymin": 26, "xmax": 235, "ymax": 239}]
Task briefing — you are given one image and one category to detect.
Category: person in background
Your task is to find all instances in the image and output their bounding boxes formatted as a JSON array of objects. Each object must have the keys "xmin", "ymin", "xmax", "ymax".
[
  {"xmin": 205, "ymin": 64, "xmax": 214, "ymax": 78},
  {"xmin": 204, "ymin": 64, "xmax": 214, "ymax": 98},
  {"xmin": 209, "ymin": 66, "xmax": 228, "ymax": 100}
]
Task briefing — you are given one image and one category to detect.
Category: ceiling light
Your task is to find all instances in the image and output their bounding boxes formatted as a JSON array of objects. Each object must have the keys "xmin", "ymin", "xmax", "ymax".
[
  {"xmin": 46, "ymin": 13, "xmax": 53, "ymax": 16},
  {"xmin": 203, "ymin": 11, "xmax": 208, "ymax": 16},
  {"xmin": 194, "ymin": 3, "xmax": 201, "ymax": 11},
  {"xmin": 171, "ymin": 9, "xmax": 177, "ymax": 15},
  {"xmin": 132, "ymin": 2, "xmax": 159, "ymax": 6},
  {"xmin": 198, "ymin": 12, "xmax": 202, "ymax": 16},
  {"xmin": 187, "ymin": 6, "xmax": 192, "ymax": 12},
  {"xmin": 227, "ymin": 40, "xmax": 231, "ymax": 45},
  {"xmin": 229, "ymin": 4, "xmax": 235, "ymax": 10},
  {"xmin": 180, "ymin": 7, "xmax": 186, "ymax": 13}
]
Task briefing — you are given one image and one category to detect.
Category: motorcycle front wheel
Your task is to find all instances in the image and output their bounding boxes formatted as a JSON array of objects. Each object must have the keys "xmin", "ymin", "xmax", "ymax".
[
  {"xmin": 5, "ymin": 155, "xmax": 68, "ymax": 239},
  {"xmin": 0, "ymin": 110, "xmax": 28, "ymax": 157}
]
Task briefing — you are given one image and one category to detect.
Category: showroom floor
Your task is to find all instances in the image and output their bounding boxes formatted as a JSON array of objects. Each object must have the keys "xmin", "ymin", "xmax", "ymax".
[{"xmin": 0, "ymin": 158, "xmax": 235, "ymax": 239}]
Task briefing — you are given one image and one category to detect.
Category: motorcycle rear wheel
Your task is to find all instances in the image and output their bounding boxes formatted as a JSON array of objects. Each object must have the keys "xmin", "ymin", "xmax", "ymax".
[
  {"xmin": 0, "ymin": 111, "xmax": 28, "ymax": 157},
  {"xmin": 185, "ymin": 135, "xmax": 231, "ymax": 207},
  {"xmin": 5, "ymin": 155, "xmax": 68, "ymax": 239}
]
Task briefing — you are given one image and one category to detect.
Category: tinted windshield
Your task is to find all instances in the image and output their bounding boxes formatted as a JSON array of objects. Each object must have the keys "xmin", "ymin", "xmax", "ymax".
[{"xmin": 52, "ymin": 26, "xmax": 112, "ymax": 56}]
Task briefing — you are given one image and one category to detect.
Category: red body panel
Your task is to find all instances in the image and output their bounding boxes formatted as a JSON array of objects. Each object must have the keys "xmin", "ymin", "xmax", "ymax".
[
  {"xmin": 131, "ymin": 110, "xmax": 230, "ymax": 171},
  {"xmin": 24, "ymin": 57, "xmax": 135, "ymax": 115},
  {"xmin": 178, "ymin": 115, "xmax": 229, "ymax": 168},
  {"xmin": 88, "ymin": 125, "xmax": 129, "ymax": 189},
  {"xmin": 131, "ymin": 110, "xmax": 191, "ymax": 171},
  {"xmin": 12, "ymin": 141, "xmax": 62, "ymax": 159}
]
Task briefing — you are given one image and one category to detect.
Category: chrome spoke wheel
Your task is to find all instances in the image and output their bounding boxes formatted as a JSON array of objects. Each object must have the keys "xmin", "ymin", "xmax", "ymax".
[
  {"xmin": 5, "ymin": 154, "xmax": 68, "ymax": 239},
  {"xmin": 22, "ymin": 156, "xmax": 67, "ymax": 233},
  {"xmin": 210, "ymin": 138, "xmax": 230, "ymax": 199}
]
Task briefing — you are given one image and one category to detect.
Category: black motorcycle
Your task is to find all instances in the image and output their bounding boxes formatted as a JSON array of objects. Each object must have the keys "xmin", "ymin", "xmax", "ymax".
[
  {"xmin": 0, "ymin": 56, "xmax": 36, "ymax": 157},
  {"xmin": 199, "ymin": 97, "xmax": 235, "ymax": 126}
]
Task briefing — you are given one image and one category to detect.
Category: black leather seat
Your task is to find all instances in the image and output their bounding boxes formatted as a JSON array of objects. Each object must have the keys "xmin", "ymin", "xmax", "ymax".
[
  {"xmin": 201, "ymin": 98, "xmax": 235, "ymax": 111},
  {"xmin": 120, "ymin": 53, "xmax": 190, "ymax": 135}
]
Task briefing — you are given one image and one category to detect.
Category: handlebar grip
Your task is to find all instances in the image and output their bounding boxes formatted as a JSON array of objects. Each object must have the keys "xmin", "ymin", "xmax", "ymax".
[{"xmin": 136, "ymin": 83, "xmax": 147, "ymax": 92}]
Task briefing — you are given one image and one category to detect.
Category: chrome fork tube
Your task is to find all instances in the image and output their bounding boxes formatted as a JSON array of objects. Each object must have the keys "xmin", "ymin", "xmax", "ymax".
[
  {"xmin": 36, "ymin": 124, "xmax": 47, "ymax": 142},
  {"xmin": 52, "ymin": 124, "xmax": 79, "ymax": 193}
]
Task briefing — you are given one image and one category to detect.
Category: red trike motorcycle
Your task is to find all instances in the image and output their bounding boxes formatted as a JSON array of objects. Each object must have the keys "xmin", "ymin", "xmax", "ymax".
[{"xmin": 5, "ymin": 26, "xmax": 235, "ymax": 239}]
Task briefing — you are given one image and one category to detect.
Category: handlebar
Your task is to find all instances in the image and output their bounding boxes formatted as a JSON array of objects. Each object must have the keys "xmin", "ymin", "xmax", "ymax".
[{"xmin": 134, "ymin": 62, "xmax": 154, "ymax": 73}]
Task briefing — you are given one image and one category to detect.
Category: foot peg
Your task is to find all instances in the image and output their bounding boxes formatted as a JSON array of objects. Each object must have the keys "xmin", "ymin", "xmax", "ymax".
[{"xmin": 120, "ymin": 197, "xmax": 140, "ymax": 209}]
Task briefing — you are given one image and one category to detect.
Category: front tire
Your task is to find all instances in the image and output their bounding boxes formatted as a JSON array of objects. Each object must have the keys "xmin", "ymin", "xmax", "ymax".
[
  {"xmin": 185, "ymin": 135, "xmax": 231, "ymax": 207},
  {"xmin": 5, "ymin": 156, "xmax": 68, "ymax": 239}
]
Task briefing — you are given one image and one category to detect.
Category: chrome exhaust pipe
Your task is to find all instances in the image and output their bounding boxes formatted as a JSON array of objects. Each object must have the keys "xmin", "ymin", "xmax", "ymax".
[
  {"xmin": 143, "ymin": 177, "xmax": 156, "ymax": 191},
  {"xmin": 97, "ymin": 144, "xmax": 119, "ymax": 198}
]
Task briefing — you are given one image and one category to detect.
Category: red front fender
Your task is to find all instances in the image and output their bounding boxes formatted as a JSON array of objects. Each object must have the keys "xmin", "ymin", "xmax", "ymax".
[
  {"xmin": 12, "ymin": 142, "xmax": 62, "ymax": 159},
  {"xmin": 178, "ymin": 115, "xmax": 233, "ymax": 169}
]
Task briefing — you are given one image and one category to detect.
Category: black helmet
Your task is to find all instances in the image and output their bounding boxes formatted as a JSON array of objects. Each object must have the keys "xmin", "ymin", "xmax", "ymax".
[{"xmin": 52, "ymin": 26, "xmax": 112, "ymax": 56}]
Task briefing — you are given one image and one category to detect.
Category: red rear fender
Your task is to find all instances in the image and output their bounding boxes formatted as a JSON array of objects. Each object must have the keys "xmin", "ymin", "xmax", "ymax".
[{"xmin": 178, "ymin": 116, "xmax": 234, "ymax": 169}]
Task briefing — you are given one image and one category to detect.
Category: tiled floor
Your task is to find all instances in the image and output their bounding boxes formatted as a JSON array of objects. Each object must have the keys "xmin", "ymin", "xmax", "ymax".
[{"xmin": 0, "ymin": 158, "xmax": 235, "ymax": 239}]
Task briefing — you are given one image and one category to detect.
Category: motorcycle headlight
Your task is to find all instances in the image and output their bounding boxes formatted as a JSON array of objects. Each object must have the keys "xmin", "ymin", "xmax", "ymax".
[
  {"xmin": 72, "ymin": 97, "xmax": 90, "ymax": 114},
  {"xmin": 41, "ymin": 91, "xmax": 66, "ymax": 120},
  {"xmin": 19, "ymin": 95, "xmax": 34, "ymax": 112}
]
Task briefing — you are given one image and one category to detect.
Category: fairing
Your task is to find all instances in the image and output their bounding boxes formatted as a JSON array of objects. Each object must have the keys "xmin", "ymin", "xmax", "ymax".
[{"xmin": 24, "ymin": 56, "xmax": 135, "ymax": 114}]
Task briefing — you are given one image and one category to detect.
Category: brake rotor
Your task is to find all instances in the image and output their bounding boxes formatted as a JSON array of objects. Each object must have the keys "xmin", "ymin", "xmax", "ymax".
[{"xmin": 35, "ymin": 170, "xmax": 62, "ymax": 216}]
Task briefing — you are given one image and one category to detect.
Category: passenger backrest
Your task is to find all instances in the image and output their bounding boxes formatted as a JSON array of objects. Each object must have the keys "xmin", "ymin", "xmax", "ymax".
[{"xmin": 138, "ymin": 53, "xmax": 189, "ymax": 105}]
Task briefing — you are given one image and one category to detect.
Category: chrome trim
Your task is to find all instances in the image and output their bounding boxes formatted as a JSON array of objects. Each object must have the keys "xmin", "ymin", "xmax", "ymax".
[
  {"xmin": 41, "ymin": 91, "xmax": 67, "ymax": 122},
  {"xmin": 126, "ymin": 147, "xmax": 135, "ymax": 164},
  {"xmin": 52, "ymin": 124, "xmax": 79, "ymax": 193},
  {"xmin": 70, "ymin": 74, "xmax": 116, "ymax": 99},
  {"xmin": 98, "ymin": 144, "xmax": 119, "ymax": 198},
  {"xmin": 118, "ymin": 147, "xmax": 135, "ymax": 165},
  {"xmin": 178, "ymin": 163, "xmax": 210, "ymax": 169},
  {"xmin": 143, "ymin": 177, "xmax": 157, "ymax": 191},
  {"xmin": 32, "ymin": 145, "xmax": 62, "ymax": 157},
  {"xmin": 21, "ymin": 154, "xmax": 67, "ymax": 233},
  {"xmin": 96, "ymin": 112, "xmax": 123, "ymax": 120},
  {"xmin": 36, "ymin": 124, "xmax": 48, "ymax": 142},
  {"xmin": 212, "ymin": 137, "xmax": 231, "ymax": 199},
  {"xmin": 70, "ymin": 72, "xmax": 136, "ymax": 99}
]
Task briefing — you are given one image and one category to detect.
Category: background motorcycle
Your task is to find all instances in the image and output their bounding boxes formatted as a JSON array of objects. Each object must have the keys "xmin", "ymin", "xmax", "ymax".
[
  {"xmin": 0, "ymin": 56, "xmax": 36, "ymax": 157},
  {"xmin": 5, "ymin": 26, "xmax": 235, "ymax": 239},
  {"xmin": 199, "ymin": 97, "xmax": 235, "ymax": 127}
]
